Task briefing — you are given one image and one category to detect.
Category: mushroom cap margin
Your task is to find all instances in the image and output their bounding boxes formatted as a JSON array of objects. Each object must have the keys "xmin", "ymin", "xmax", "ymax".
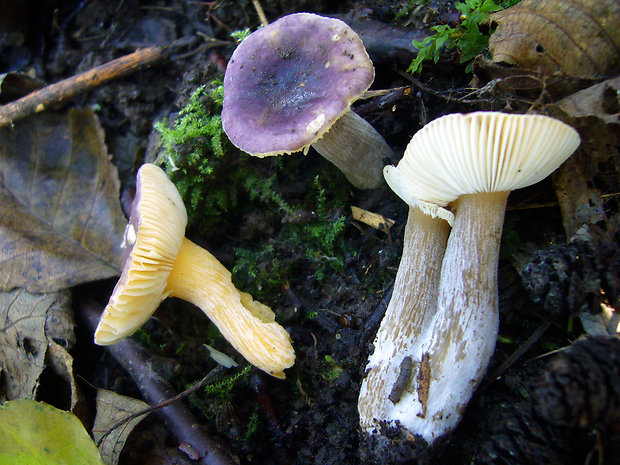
[
  {"xmin": 384, "ymin": 112, "xmax": 581, "ymax": 225},
  {"xmin": 94, "ymin": 164, "xmax": 188, "ymax": 345}
]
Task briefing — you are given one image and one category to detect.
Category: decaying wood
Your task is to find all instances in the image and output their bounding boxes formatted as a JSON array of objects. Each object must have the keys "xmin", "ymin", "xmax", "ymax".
[{"xmin": 0, "ymin": 46, "xmax": 166, "ymax": 127}]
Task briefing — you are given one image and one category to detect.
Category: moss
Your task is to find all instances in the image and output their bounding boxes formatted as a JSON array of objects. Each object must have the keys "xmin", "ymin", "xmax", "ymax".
[
  {"xmin": 232, "ymin": 171, "xmax": 350, "ymax": 299},
  {"xmin": 203, "ymin": 365, "xmax": 252, "ymax": 402},
  {"xmin": 155, "ymin": 80, "xmax": 231, "ymax": 233}
]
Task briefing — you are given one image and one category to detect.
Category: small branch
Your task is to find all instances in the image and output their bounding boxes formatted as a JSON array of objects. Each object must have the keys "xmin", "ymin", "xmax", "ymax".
[
  {"xmin": 79, "ymin": 300, "xmax": 238, "ymax": 465},
  {"xmin": 0, "ymin": 46, "xmax": 166, "ymax": 127},
  {"xmin": 483, "ymin": 320, "xmax": 552, "ymax": 389},
  {"xmin": 252, "ymin": 0, "xmax": 269, "ymax": 26},
  {"xmin": 96, "ymin": 365, "xmax": 225, "ymax": 448}
]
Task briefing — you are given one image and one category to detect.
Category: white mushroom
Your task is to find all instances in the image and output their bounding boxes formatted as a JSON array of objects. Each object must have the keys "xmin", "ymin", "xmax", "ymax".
[{"xmin": 359, "ymin": 112, "xmax": 580, "ymax": 442}]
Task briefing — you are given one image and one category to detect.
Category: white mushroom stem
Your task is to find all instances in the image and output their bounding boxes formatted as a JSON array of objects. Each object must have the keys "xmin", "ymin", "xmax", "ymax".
[
  {"xmin": 312, "ymin": 110, "xmax": 390, "ymax": 189},
  {"xmin": 166, "ymin": 237, "xmax": 295, "ymax": 379},
  {"xmin": 358, "ymin": 206, "xmax": 450, "ymax": 432},
  {"xmin": 392, "ymin": 191, "xmax": 508, "ymax": 443}
]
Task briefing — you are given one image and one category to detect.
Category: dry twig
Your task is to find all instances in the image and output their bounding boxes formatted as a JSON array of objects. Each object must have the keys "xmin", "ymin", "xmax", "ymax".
[{"xmin": 0, "ymin": 46, "xmax": 166, "ymax": 127}]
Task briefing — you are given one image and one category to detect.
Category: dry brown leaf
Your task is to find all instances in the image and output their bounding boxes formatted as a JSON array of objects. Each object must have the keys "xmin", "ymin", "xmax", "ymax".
[
  {"xmin": 0, "ymin": 108, "xmax": 126, "ymax": 293},
  {"xmin": 93, "ymin": 389, "xmax": 150, "ymax": 465},
  {"xmin": 549, "ymin": 76, "xmax": 620, "ymax": 238},
  {"xmin": 556, "ymin": 76, "xmax": 620, "ymax": 124},
  {"xmin": 0, "ymin": 288, "xmax": 72, "ymax": 400},
  {"xmin": 46, "ymin": 340, "xmax": 80, "ymax": 410},
  {"xmin": 488, "ymin": 0, "xmax": 620, "ymax": 78},
  {"xmin": 0, "ymin": 72, "xmax": 44, "ymax": 104}
]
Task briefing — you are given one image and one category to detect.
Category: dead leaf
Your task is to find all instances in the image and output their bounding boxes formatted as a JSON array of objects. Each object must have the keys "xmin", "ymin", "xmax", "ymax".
[
  {"xmin": 46, "ymin": 340, "xmax": 80, "ymax": 410},
  {"xmin": 0, "ymin": 72, "xmax": 44, "ymax": 104},
  {"xmin": 488, "ymin": 0, "xmax": 620, "ymax": 78},
  {"xmin": 0, "ymin": 108, "xmax": 126, "ymax": 293},
  {"xmin": 549, "ymin": 77, "xmax": 620, "ymax": 238},
  {"xmin": 556, "ymin": 76, "xmax": 620, "ymax": 124},
  {"xmin": 0, "ymin": 289, "xmax": 68, "ymax": 400},
  {"xmin": 93, "ymin": 389, "xmax": 150, "ymax": 465}
]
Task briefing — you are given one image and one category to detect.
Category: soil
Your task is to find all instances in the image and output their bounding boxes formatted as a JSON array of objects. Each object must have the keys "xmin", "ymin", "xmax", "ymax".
[{"xmin": 2, "ymin": 1, "xmax": 618, "ymax": 464}]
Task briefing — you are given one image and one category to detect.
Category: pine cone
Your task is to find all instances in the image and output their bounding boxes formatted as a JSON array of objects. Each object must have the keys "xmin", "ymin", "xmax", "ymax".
[
  {"xmin": 534, "ymin": 336, "xmax": 620, "ymax": 428},
  {"xmin": 515, "ymin": 225, "xmax": 619, "ymax": 317}
]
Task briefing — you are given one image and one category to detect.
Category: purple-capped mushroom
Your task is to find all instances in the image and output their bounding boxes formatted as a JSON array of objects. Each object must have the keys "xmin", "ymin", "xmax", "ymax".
[{"xmin": 222, "ymin": 12, "xmax": 391, "ymax": 189}]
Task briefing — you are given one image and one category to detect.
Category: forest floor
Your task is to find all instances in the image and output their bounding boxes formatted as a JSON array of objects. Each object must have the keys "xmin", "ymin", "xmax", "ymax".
[{"xmin": 0, "ymin": 1, "xmax": 618, "ymax": 464}]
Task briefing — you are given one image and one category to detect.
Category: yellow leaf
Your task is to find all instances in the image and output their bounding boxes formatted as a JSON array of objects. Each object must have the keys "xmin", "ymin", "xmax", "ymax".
[{"xmin": 0, "ymin": 399, "xmax": 105, "ymax": 465}]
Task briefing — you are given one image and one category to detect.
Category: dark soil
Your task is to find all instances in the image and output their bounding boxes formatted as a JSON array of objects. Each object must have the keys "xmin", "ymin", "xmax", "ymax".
[{"xmin": 3, "ymin": 1, "xmax": 618, "ymax": 464}]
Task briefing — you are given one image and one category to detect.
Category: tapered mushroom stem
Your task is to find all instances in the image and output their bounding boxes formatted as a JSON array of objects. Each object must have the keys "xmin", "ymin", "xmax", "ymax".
[
  {"xmin": 359, "ymin": 206, "xmax": 450, "ymax": 431},
  {"xmin": 399, "ymin": 191, "xmax": 508, "ymax": 442},
  {"xmin": 312, "ymin": 110, "xmax": 390, "ymax": 189},
  {"xmin": 166, "ymin": 238, "xmax": 295, "ymax": 379}
]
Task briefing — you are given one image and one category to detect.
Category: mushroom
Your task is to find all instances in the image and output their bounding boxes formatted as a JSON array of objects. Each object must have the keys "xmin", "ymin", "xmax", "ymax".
[
  {"xmin": 222, "ymin": 12, "xmax": 391, "ymax": 189},
  {"xmin": 358, "ymin": 200, "xmax": 450, "ymax": 435},
  {"xmin": 359, "ymin": 112, "xmax": 580, "ymax": 442},
  {"xmin": 94, "ymin": 164, "xmax": 295, "ymax": 379}
]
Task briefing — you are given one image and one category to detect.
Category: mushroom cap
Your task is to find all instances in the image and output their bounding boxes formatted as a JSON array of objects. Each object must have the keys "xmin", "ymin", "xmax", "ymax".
[
  {"xmin": 222, "ymin": 12, "xmax": 374, "ymax": 157},
  {"xmin": 94, "ymin": 164, "xmax": 188, "ymax": 345},
  {"xmin": 384, "ymin": 112, "xmax": 581, "ymax": 224}
]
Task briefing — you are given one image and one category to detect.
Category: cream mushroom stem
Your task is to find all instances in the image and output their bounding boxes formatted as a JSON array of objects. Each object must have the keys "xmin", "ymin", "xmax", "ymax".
[
  {"xmin": 312, "ymin": 110, "xmax": 391, "ymax": 189},
  {"xmin": 396, "ymin": 191, "xmax": 508, "ymax": 443},
  {"xmin": 358, "ymin": 205, "xmax": 450, "ymax": 432},
  {"xmin": 166, "ymin": 237, "xmax": 295, "ymax": 379}
]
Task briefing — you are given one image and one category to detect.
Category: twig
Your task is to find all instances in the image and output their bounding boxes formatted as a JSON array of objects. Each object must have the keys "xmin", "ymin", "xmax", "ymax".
[
  {"xmin": 96, "ymin": 365, "xmax": 225, "ymax": 448},
  {"xmin": 80, "ymin": 300, "xmax": 238, "ymax": 465},
  {"xmin": 252, "ymin": 0, "xmax": 269, "ymax": 27},
  {"xmin": 483, "ymin": 320, "xmax": 552, "ymax": 389},
  {"xmin": 361, "ymin": 283, "xmax": 394, "ymax": 347},
  {"xmin": 0, "ymin": 46, "xmax": 166, "ymax": 127}
]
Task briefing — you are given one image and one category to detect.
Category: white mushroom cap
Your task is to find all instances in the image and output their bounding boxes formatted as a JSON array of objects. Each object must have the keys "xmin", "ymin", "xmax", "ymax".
[
  {"xmin": 94, "ymin": 164, "xmax": 188, "ymax": 345},
  {"xmin": 384, "ymin": 112, "xmax": 581, "ymax": 225}
]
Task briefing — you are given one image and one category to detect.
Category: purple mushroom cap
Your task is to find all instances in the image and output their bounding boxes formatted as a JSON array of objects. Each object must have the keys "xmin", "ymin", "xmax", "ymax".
[{"xmin": 222, "ymin": 13, "xmax": 375, "ymax": 156}]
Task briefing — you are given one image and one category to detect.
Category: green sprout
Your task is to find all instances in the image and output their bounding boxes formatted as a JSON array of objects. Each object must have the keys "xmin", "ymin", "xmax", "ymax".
[
  {"xmin": 230, "ymin": 28, "xmax": 251, "ymax": 43},
  {"xmin": 408, "ymin": 0, "xmax": 521, "ymax": 73}
]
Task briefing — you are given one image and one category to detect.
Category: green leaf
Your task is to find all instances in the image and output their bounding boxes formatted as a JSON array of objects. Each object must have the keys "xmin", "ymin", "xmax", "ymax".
[{"xmin": 0, "ymin": 399, "xmax": 105, "ymax": 465}]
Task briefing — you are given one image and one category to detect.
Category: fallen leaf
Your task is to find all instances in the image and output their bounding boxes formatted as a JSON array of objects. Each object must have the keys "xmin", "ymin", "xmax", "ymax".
[
  {"xmin": 0, "ymin": 288, "xmax": 78, "ymax": 404},
  {"xmin": 93, "ymin": 389, "xmax": 150, "ymax": 465},
  {"xmin": 549, "ymin": 77, "xmax": 620, "ymax": 238},
  {"xmin": 488, "ymin": 0, "xmax": 620, "ymax": 78},
  {"xmin": 46, "ymin": 341, "xmax": 80, "ymax": 411},
  {"xmin": 556, "ymin": 76, "xmax": 620, "ymax": 124},
  {"xmin": 0, "ymin": 108, "xmax": 126, "ymax": 293},
  {"xmin": 0, "ymin": 398, "xmax": 105, "ymax": 465},
  {"xmin": 0, "ymin": 72, "xmax": 44, "ymax": 104},
  {"xmin": 0, "ymin": 289, "xmax": 54, "ymax": 400}
]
